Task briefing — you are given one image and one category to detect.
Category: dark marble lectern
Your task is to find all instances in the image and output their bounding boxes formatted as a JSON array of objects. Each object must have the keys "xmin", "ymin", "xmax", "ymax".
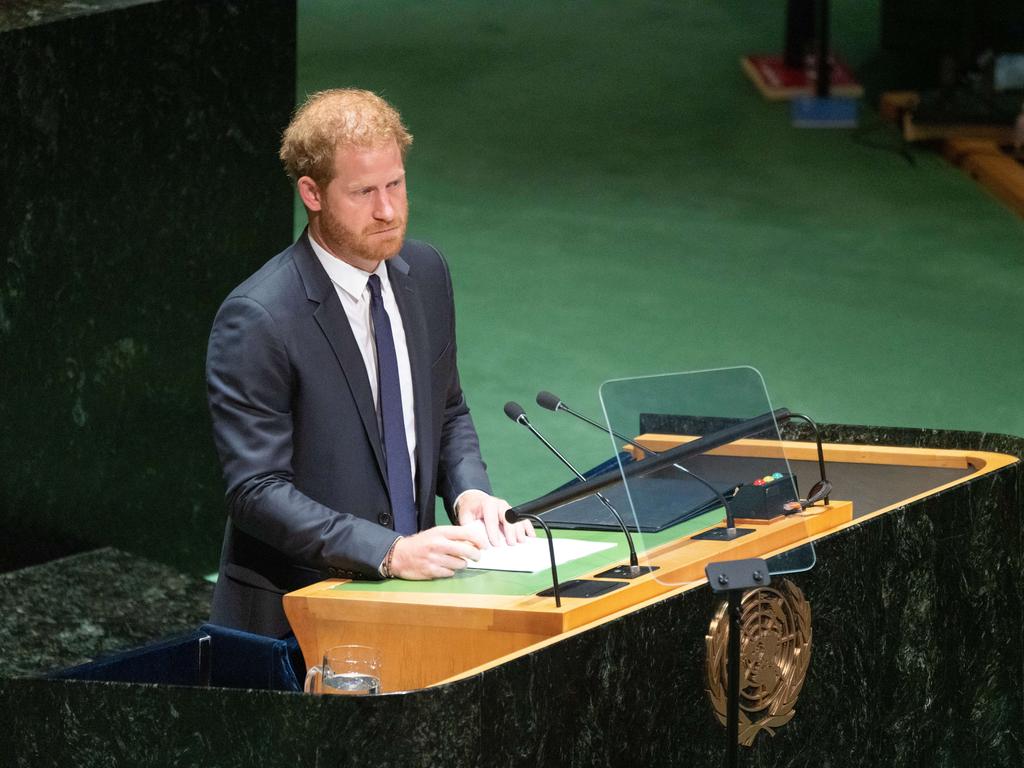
[{"xmin": 1, "ymin": 424, "xmax": 1020, "ymax": 767}]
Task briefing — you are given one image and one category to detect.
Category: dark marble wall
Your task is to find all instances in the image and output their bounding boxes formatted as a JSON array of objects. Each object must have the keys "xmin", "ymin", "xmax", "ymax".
[
  {"xmin": 1, "ymin": 426, "xmax": 1019, "ymax": 767},
  {"xmin": 1, "ymin": 548, "xmax": 213, "ymax": 678},
  {"xmin": 477, "ymin": 447, "xmax": 1021, "ymax": 766},
  {"xmin": 0, "ymin": 0, "xmax": 155, "ymax": 31},
  {"xmin": 0, "ymin": 0, "xmax": 297, "ymax": 574}
]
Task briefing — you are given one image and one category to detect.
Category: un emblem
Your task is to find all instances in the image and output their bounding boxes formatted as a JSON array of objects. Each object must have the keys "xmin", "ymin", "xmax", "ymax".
[{"xmin": 705, "ymin": 579, "xmax": 812, "ymax": 746}]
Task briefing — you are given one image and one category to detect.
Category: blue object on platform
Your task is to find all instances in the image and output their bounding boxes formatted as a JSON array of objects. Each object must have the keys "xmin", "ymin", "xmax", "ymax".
[
  {"xmin": 49, "ymin": 623, "xmax": 303, "ymax": 691},
  {"xmin": 547, "ymin": 452, "xmax": 733, "ymax": 533},
  {"xmin": 791, "ymin": 96, "xmax": 859, "ymax": 128},
  {"xmin": 553, "ymin": 451, "xmax": 635, "ymax": 490}
]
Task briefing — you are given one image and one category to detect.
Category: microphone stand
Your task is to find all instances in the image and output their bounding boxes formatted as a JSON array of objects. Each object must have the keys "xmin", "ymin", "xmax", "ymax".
[
  {"xmin": 785, "ymin": 412, "xmax": 831, "ymax": 505},
  {"xmin": 706, "ymin": 558, "xmax": 772, "ymax": 768},
  {"xmin": 537, "ymin": 392, "xmax": 751, "ymax": 541},
  {"xmin": 505, "ymin": 402, "xmax": 654, "ymax": 578},
  {"xmin": 674, "ymin": 465, "xmax": 750, "ymax": 541},
  {"xmin": 504, "ymin": 508, "xmax": 561, "ymax": 607}
]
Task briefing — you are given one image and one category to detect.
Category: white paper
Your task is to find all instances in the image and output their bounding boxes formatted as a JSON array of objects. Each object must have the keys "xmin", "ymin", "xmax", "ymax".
[{"xmin": 465, "ymin": 537, "xmax": 616, "ymax": 573}]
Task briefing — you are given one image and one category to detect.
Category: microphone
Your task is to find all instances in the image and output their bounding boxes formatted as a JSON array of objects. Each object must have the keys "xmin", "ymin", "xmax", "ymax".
[
  {"xmin": 535, "ymin": 391, "xmax": 751, "ymax": 541},
  {"xmin": 504, "ymin": 402, "xmax": 653, "ymax": 578},
  {"xmin": 507, "ymin": 408, "xmax": 791, "ymax": 526},
  {"xmin": 537, "ymin": 391, "xmax": 656, "ymax": 459},
  {"xmin": 503, "ymin": 506, "xmax": 562, "ymax": 607},
  {"xmin": 543, "ymin": 392, "xmax": 831, "ymax": 511},
  {"xmin": 783, "ymin": 412, "xmax": 832, "ymax": 507}
]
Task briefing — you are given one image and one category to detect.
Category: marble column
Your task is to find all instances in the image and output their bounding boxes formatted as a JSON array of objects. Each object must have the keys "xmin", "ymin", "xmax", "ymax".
[{"xmin": 0, "ymin": 0, "xmax": 297, "ymax": 574}]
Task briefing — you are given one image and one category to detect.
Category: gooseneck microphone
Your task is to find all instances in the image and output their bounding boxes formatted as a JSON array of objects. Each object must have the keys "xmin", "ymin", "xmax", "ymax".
[
  {"xmin": 784, "ymin": 412, "xmax": 832, "ymax": 507},
  {"xmin": 503, "ymin": 505, "xmax": 562, "ymax": 607},
  {"xmin": 543, "ymin": 390, "xmax": 830, "ymax": 511},
  {"xmin": 504, "ymin": 402, "xmax": 647, "ymax": 576},
  {"xmin": 536, "ymin": 391, "xmax": 749, "ymax": 540},
  {"xmin": 537, "ymin": 391, "xmax": 655, "ymax": 458}
]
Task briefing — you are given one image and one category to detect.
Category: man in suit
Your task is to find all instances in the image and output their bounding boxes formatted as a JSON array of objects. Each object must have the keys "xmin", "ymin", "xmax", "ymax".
[{"xmin": 206, "ymin": 89, "xmax": 530, "ymax": 637}]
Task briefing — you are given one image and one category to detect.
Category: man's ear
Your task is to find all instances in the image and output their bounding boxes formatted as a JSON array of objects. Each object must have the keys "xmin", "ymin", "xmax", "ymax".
[{"xmin": 297, "ymin": 176, "xmax": 323, "ymax": 212}]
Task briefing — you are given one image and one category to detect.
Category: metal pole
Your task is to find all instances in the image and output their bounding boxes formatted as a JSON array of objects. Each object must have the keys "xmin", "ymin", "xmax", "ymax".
[
  {"xmin": 815, "ymin": 0, "xmax": 831, "ymax": 98},
  {"xmin": 726, "ymin": 590, "xmax": 742, "ymax": 768}
]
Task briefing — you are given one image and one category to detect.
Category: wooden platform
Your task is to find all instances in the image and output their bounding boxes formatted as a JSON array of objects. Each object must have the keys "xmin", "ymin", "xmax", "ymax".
[
  {"xmin": 943, "ymin": 138, "xmax": 1024, "ymax": 218},
  {"xmin": 741, "ymin": 54, "xmax": 863, "ymax": 101},
  {"xmin": 880, "ymin": 91, "xmax": 1017, "ymax": 143},
  {"xmin": 880, "ymin": 92, "xmax": 1024, "ymax": 218}
]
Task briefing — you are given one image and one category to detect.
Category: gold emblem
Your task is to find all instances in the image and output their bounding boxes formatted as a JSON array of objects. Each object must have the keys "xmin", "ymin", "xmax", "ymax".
[{"xmin": 705, "ymin": 579, "xmax": 812, "ymax": 746}]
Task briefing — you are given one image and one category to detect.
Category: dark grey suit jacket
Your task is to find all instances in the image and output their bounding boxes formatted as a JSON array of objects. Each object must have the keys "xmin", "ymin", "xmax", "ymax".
[{"xmin": 206, "ymin": 234, "xmax": 491, "ymax": 637}]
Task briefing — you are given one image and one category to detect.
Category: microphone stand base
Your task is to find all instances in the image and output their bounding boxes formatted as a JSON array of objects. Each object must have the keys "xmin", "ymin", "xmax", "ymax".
[
  {"xmin": 537, "ymin": 579, "xmax": 627, "ymax": 599},
  {"xmin": 691, "ymin": 527, "xmax": 755, "ymax": 542},
  {"xmin": 594, "ymin": 564, "xmax": 660, "ymax": 580}
]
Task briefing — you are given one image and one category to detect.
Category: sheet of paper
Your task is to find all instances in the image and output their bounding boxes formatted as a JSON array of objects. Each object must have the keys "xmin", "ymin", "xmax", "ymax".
[{"xmin": 465, "ymin": 537, "xmax": 616, "ymax": 573}]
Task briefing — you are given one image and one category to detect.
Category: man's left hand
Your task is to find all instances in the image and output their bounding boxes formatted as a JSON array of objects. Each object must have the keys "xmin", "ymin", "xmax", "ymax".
[{"xmin": 455, "ymin": 489, "xmax": 534, "ymax": 547}]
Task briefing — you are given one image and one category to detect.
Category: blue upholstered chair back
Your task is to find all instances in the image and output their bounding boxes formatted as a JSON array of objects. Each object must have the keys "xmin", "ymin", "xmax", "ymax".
[{"xmin": 50, "ymin": 623, "xmax": 303, "ymax": 691}]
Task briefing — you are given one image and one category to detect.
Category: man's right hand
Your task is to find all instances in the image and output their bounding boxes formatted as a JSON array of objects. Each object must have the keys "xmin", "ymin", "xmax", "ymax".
[{"xmin": 389, "ymin": 525, "xmax": 489, "ymax": 580}]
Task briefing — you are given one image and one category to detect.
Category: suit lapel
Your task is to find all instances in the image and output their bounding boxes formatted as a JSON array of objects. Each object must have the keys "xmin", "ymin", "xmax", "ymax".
[
  {"xmin": 292, "ymin": 235, "xmax": 387, "ymax": 482},
  {"xmin": 387, "ymin": 256, "xmax": 435, "ymax": 524}
]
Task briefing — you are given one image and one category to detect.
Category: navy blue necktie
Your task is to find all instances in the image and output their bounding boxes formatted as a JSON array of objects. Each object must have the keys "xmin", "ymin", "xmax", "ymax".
[{"xmin": 367, "ymin": 274, "xmax": 418, "ymax": 536}]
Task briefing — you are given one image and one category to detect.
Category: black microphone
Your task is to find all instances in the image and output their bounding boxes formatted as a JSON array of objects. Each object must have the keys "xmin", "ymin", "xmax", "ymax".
[
  {"xmin": 536, "ymin": 391, "xmax": 657, "ymax": 459},
  {"xmin": 504, "ymin": 401, "xmax": 651, "ymax": 577},
  {"xmin": 536, "ymin": 391, "xmax": 751, "ymax": 541},
  {"xmin": 784, "ymin": 412, "xmax": 832, "ymax": 507},
  {"xmin": 503, "ymin": 506, "xmax": 562, "ymax": 607},
  {"xmin": 507, "ymin": 408, "xmax": 790, "ymax": 525}
]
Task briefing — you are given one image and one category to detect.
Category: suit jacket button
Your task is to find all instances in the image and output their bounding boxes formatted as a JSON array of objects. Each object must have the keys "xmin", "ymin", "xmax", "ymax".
[{"xmin": 378, "ymin": 511, "xmax": 393, "ymax": 527}]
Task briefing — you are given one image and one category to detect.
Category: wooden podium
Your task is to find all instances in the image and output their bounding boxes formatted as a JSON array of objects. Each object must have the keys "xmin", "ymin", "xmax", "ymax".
[{"xmin": 284, "ymin": 436, "xmax": 1014, "ymax": 693}]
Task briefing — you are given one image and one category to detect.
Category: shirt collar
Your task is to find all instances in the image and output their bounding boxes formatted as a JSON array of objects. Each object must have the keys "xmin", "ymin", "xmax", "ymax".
[{"xmin": 307, "ymin": 231, "xmax": 387, "ymax": 301}]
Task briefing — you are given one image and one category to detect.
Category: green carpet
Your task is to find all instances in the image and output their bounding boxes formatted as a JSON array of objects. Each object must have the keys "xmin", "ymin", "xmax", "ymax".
[{"xmin": 295, "ymin": 1, "xmax": 1024, "ymax": 509}]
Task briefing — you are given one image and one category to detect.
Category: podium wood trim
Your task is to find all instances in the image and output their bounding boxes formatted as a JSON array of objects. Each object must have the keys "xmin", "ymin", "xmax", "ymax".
[
  {"xmin": 284, "ymin": 500, "xmax": 852, "ymax": 693},
  {"xmin": 283, "ymin": 439, "xmax": 1016, "ymax": 693}
]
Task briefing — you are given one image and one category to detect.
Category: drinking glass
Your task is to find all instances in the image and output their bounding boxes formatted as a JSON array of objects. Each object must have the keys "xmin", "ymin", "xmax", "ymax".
[{"xmin": 304, "ymin": 644, "xmax": 382, "ymax": 695}]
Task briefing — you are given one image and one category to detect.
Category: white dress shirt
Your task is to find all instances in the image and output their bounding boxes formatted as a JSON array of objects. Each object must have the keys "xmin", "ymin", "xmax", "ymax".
[{"xmin": 308, "ymin": 234, "xmax": 418, "ymax": 494}]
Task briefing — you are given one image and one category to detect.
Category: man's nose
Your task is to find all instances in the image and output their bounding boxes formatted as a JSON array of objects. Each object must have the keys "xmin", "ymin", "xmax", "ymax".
[{"xmin": 374, "ymin": 190, "xmax": 395, "ymax": 221}]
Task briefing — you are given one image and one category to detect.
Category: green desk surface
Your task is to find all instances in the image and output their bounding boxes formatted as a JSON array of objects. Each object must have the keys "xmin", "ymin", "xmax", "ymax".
[{"xmin": 331, "ymin": 507, "xmax": 724, "ymax": 597}]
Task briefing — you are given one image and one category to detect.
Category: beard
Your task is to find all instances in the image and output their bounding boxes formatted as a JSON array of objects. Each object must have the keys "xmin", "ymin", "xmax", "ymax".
[{"xmin": 319, "ymin": 207, "xmax": 407, "ymax": 266}]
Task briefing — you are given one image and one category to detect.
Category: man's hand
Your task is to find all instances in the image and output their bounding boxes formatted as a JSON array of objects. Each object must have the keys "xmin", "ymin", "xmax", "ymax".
[
  {"xmin": 389, "ymin": 525, "xmax": 488, "ymax": 580},
  {"xmin": 455, "ymin": 489, "xmax": 535, "ymax": 547}
]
